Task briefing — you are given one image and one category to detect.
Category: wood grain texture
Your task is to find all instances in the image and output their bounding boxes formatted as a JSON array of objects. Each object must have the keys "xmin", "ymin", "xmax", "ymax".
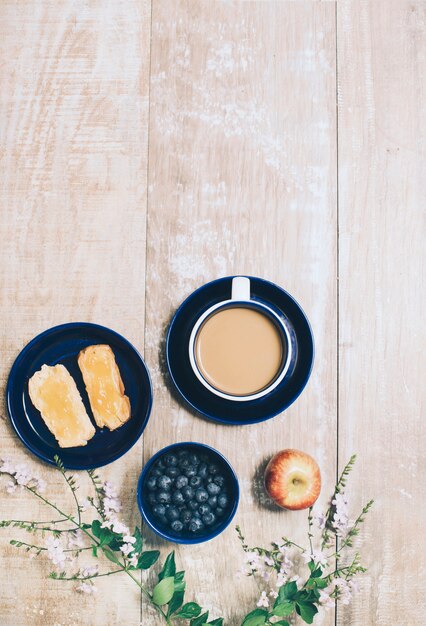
[
  {"xmin": 337, "ymin": 1, "xmax": 426, "ymax": 625},
  {"xmin": 0, "ymin": 0, "xmax": 151, "ymax": 624},
  {"xmin": 144, "ymin": 1, "xmax": 337, "ymax": 624},
  {"xmin": 1, "ymin": 1, "xmax": 424, "ymax": 625}
]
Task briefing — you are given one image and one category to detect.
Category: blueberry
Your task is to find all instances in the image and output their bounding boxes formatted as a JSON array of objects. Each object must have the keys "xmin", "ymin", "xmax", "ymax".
[
  {"xmin": 202, "ymin": 512, "xmax": 216, "ymax": 526},
  {"xmin": 206, "ymin": 482, "xmax": 221, "ymax": 496},
  {"xmin": 152, "ymin": 504, "xmax": 166, "ymax": 517},
  {"xmin": 156, "ymin": 460, "xmax": 166, "ymax": 471},
  {"xmin": 184, "ymin": 465, "xmax": 197, "ymax": 478},
  {"xmin": 181, "ymin": 486, "xmax": 195, "ymax": 501},
  {"xmin": 189, "ymin": 476, "xmax": 202, "ymax": 488},
  {"xmin": 188, "ymin": 453, "xmax": 199, "ymax": 466},
  {"xmin": 205, "ymin": 476, "xmax": 214, "ymax": 484},
  {"xmin": 157, "ymin": 491, "xmax": 171, "ymax": 504},
  {"xmin": 164, "ymin": 453, "xmax": 178, "ymax": 467},
  {"xmin": 198, "ymin": 503, "xmax": 211, "ymax": 516},
  {"xmin": 180, "ymin": 509, "xmax": 192, "ymax": 524},
  {"xmin": 151, "ymin": 467, "xmax": 162, "ymax": 477},
  {"xmin": 158, "ymin": 514, "xmax": 168, "ymax": 525},
  {"xmin": 195, "ymin": 488, "xmax": 209, "ymax": 503},
  {"xmin": 157, "ymin": 475, "xmax": 172, "ymax": 491},
  {"xmin": 216, "ymin": 507, "xmax": 224, "ymax": 516},
  {"xmin": 175, "ymin": 475, "xmax": 188, "ymax": 489},
  {"xmin": 188, "ymin": 500, "xmax": 198, "ymax": 511},
  {"xmin": 171, "ymin": 490, "xmax": 185, "ymax": 505},
  {"xmin": 147, "ymin": 492, "xmax": 157, "ymax": 505},
  {"xmin": 166, "ymin": 506, "xmax": 180, "ymax": 522},
  {"xmin": 208, "ymin": 496, "xmax": 218, "ymax": 509},
  {"xmin": 165, "ymin": 466, "xmax": 180, "ymax": 478},
  {"xmin": 179, "ymin": 455, "xmax": 191, "ymax": 469},
  {"xmin": 188, "ymin": 518, "xmax": 204, "ymax": 533},
  {"xmin": 209, "ymin": 464, "xmax": 219, "ymax": 475},
  {"xmin": 192, "ymin": 510, "xmax": 201, "ymax": 519},
  {"xmin": 217, "ymin": 493, "xmax": 228, "ymax": 509},
  {"xmin": 198, "ymin": 463, "xmax": 208, "ymax": 479},
  {"xmin": 214, "ymin": 475, "xmax": 226, "ymax": 488},
  {"xmin": 146, "ymin": 476, "xmax": 157, "ymax": 491},
  {"xmin": 171, "ymin": 520, "xmax": 184, "ymax": 533}
]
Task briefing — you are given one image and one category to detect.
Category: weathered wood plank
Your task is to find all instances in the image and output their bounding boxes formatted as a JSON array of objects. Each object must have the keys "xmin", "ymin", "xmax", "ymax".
[
  {"xmin": 145, "ymin": 1, "xmax": 337, "ymax": 624},
  {"xmin": 337, "ymin": 1, "xmax": 426, "ymax": 624},
  {"xmin": 0, "ymin": 1, "xmax": 151, "ymax": 624}
]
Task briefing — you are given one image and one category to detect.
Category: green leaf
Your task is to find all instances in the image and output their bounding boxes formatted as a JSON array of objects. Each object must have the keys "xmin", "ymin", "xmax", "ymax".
[
  {"xmin": 314, "ymin": 578, "xmax": 328, "ymax": 589},
  {"xmin": 208, "ymin": 619, "xmax": 224, "ymax": 626},
  {"xmin": 174, "ymin": 571, "xmax": 186, "ymax": 592},
  {"xmin": 308, "ymin": 560, "xmax": 315, "ymax": 573},
  {"xmin": 102, "ymin": 547, "xmax": 120, "ymax": 565},
  {"xmin": 133, "ymin": 526, "xmax": 142, "ymax": 554},
  {"xmin": 167, "ymin": 590, "xmax": 185, "ymax": 616},
  {"xmin": 274, "ymin": 622, "xmax": 290, "ymax": 626},
  {"xmin": 295, "ymin": 602, "xmax": 318, "ymax": 624},
  {"xmin": 297, "ymin": 588, "xmax": 319, "ymax": 603},
  {"xmin": 91, "ymin": 545, "xmax": 98, "ymax": 558},
  {"xmin": 272, "ymin": 601, "xmax": 294, "ymax": 617},
  {"xmin": 241, "ymin": 608, "xmax": 268, "ymax": 626},
  {"xmin": 159, "ymin": 552, "xmax": 176, "ymax": 580},
  {"xmin": 91, "ymin": 519, "xmax": 101, "ymax": 538},
  {"xmin": 138, "ymin": 550, "xmax": 160, "ymax": 570},
  {"xmin": 191, "ymin": 612, "xmax": 209, "ymax": 626},
  {"xmin": 152, "ymin": 576, "xmax": 175, "ymax": 606},
  {"xmin": 99, "ymin": 528, "xmax": 114, "ymax": 546},
  {"xmin": 311, "ymin": 567, "xmax": 322, "ymax": 578},
  {"xmin": 276, "ymin": 581, "xmax": 298, "ymax": 605},
  {"xmin": 176, "ymin": 602, "xmax": 202, "ymax": 619}
]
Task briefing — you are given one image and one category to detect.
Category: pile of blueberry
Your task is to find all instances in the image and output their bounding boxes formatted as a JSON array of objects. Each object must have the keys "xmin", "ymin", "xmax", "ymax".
[{"xmin": 145, "ymin": 448, "xmax": 230, "ymax": 535}]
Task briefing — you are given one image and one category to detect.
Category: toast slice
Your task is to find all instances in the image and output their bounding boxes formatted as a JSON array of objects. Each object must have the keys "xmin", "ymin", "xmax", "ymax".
[
  {"xmin": 28, "ymin": 364, "xmax": 96, "ymax": 448},
  {"xmin": 77, "ymin": 344, "xmax": 131, "ymax": 431}
]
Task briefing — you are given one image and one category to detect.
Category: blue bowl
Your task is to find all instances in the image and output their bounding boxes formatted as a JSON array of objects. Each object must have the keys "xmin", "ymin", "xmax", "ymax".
[
  {"xmin": 137, "ymin": 442, "xmax": 239, "ymax": 544},
  {"xmin": 7, "ymin": 322, "xmax": 153, "ymax": 470}
]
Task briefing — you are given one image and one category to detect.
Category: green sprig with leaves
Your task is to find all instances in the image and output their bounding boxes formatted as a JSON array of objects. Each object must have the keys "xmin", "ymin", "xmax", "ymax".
[
  {"xmin": 0, "ymin": 456, "xmax": 223, "ymax": 626},
  {"xmin": 238, "ymin": 455, "xmax": 373, "ymax": 626}
]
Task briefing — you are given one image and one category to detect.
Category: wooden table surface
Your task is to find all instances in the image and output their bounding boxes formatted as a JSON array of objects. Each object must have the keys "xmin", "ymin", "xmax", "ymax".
[{"xmin": 0, "ymin": 1, "xmax": 424, "ymax": 625}]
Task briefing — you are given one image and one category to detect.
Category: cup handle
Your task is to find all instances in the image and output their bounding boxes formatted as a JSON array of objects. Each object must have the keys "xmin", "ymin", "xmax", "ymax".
[{"xmin": 231, "ymin": 276, "xmax": 250, "ymax": 301}]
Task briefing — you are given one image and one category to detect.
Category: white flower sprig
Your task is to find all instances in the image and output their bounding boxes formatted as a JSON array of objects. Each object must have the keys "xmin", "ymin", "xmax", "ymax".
[
  {"xmin": 238, "ymin": 455, "xmax": 373, "ymax": 626},
  {"xmin": 0, "ymin": 456, "xmax": 223, "ymax": 626}
]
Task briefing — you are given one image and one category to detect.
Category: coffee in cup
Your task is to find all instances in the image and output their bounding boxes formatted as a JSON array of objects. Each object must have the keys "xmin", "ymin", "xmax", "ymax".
[{"xmin": 188, "ymin": 277, "xmax": 292, "ymax": 402}]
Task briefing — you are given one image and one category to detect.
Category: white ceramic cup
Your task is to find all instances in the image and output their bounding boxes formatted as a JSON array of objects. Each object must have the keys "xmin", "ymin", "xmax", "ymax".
[{"xmin": 188, "ymin": 276, "xmax": 292, "ymax": 402}]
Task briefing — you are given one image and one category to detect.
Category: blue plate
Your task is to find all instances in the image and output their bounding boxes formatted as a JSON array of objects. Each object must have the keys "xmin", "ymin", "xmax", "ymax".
[
  {"xmin": 166, "ymin": 276, "xmax": 314, "ymax": 425},
  {"xmin": 7, "ymin": 323, "xmax": 152, "ymax": 469},
  {"xmin": 137, "ymin": 442, "xmax": 239, "ymax": 544}
]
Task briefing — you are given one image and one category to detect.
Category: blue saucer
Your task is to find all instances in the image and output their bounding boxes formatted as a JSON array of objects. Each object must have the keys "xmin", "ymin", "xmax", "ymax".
[
  {"xmin": 7, "ymin": 323, "xmax": 152, "ymax": 469},
  {"xmin": 166, "ymin": 276, "xmax": 314, "ymax": 425}
]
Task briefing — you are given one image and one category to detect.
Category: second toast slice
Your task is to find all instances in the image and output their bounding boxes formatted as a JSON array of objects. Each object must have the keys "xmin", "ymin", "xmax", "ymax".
[{"xmin": 78, "ymin": 344, "xmax": 131, "ymax": 431}]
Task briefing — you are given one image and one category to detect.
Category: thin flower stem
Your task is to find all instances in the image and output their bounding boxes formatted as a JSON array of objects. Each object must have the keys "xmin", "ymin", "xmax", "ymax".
[
  {"xmin": 282, "ymin": 538, "xmax": 305, "ymax": 552},
  {"xmin": 23, "ymin": 486, "xmax": 99, "ymax": 549},
  {"xmin": 308, "ymin": 507, "xmax": 314, "ymax": 554},
  {"xmin": 56, "ymin": 570, "xmax": 123, "ymax": 581},
  {"xmin": 86, "ymin": 472, "xmax": 105, "ymax": 520},
  {"xmin": 1, "ymin": 520, "xmax": 76, "ymax": 534},
  {"xmin": 56, "ymin": 465, "xmax": 81, "ymax": 525},
  {"xmin": 12, "ymin": 541, "xmax": 92, "ymax": 554},
  {"xmin": 2, "ymin": 518, "xmax": 69, "ymax": 525}
]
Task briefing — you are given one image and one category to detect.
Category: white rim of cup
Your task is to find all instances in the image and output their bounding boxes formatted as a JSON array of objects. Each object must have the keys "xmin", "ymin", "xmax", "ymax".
[{"xmin": 188, "ymin": 276, "xmax": 293, "ymax": 402}]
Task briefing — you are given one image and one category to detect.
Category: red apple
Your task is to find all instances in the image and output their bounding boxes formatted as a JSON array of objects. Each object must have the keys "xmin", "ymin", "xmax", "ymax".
[{"xmin": 264, "ymin": 449, "xmax": 321, "ymax": 510}]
